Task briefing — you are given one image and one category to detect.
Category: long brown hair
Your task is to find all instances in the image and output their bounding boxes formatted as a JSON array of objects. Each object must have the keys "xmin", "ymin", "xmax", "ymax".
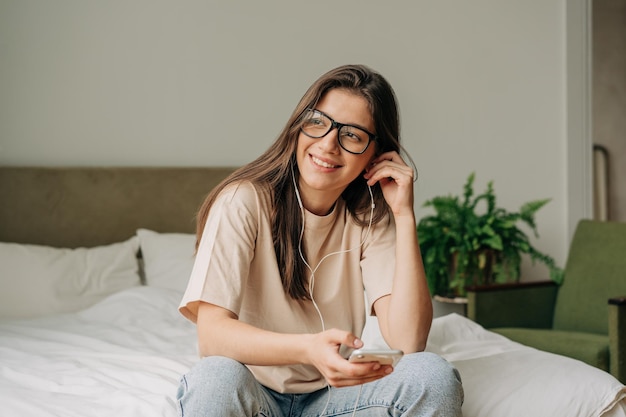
[{"xmin": 196, "ymin": 64, "xmax": 403, "ymax": 300}]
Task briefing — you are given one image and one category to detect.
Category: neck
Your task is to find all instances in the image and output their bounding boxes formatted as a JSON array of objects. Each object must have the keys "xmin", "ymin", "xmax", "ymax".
[{"xmin": 296, "ymin": 185, "xmax": 341, "ymax": 216}]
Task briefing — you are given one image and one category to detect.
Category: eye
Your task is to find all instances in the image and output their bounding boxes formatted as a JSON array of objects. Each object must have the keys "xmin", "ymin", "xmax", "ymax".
[
  {"xmin": 340, "ymin": 127, "xmax": 365, "ymax": 143},
  {"xmin": 303, "ymin": 111, "xmax": 328, "ymax": 126},
  {"xmin": 301, "ymin": 110, "xmax": 332, "ymax": 137}
]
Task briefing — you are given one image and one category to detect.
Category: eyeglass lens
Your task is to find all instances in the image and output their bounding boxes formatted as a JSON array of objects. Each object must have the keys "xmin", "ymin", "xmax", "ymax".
[{"xmin": 300, "ymin": 110, "xmax": 371, "ymax": 154}]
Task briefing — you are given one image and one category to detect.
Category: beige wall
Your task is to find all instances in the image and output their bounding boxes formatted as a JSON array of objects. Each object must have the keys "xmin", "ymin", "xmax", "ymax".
[
  {"xmin": 593, "ymin": 0, "xmax": 626, "ymax": 222},
  {"xmin": 0, "ymin": 1, "xmax": 592, "ymax": 279}
]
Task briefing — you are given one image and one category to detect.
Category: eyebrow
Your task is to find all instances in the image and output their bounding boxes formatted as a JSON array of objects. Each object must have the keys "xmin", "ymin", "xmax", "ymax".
[{"xmin": 313, "ymin": 108, "xmax": 376, "ymax": 135}]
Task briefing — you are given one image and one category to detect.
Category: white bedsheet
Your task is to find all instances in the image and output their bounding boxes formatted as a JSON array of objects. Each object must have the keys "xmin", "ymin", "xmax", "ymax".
[
  {"xmin": 364, "ymin": 311, "xmax": 626, "ymax": 417},
  {"xmin": 426, "ymin": 314, "xmax": 626, "ymax": 417},
  {"xmin": 1, "ymin": 287, "xmax": 625, "ymax": 417},
  {"xmin": 0, "ymin": 287, "xmax": 196, "ymax": 417}
]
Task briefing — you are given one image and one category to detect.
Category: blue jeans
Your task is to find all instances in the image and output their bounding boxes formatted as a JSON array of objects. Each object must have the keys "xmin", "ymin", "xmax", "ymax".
[{"xmin": 176, "ymin": 352, "xmax": 463, "ymax": 416}]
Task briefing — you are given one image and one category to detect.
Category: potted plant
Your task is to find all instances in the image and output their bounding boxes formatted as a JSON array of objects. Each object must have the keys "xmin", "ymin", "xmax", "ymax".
[{"xmin": 417, "ymin": 172, "xmax": 563, "ymax": 299}]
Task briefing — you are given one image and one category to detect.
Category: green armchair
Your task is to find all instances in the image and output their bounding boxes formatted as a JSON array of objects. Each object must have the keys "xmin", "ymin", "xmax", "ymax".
[{"xmin": 466, "ymin": 219, "xmax": 626, "ymax": 382}]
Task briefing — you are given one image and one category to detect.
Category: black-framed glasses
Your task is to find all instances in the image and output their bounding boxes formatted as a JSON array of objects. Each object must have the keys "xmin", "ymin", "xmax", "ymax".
[{"xmin": 299, "ymin": 109, "xmax": 377, "ymax": 155}]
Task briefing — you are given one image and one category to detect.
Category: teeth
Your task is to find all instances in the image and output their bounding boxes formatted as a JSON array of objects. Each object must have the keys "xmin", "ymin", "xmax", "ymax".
[{"xmin": 312, "ymin": 156, "xmax": 338, "ymax": 168}]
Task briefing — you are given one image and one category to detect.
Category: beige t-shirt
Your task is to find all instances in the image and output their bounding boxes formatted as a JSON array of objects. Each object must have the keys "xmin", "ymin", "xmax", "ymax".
[{"xmin": 179, "ymin": 181, "xmax": 396, "ymax": 393}]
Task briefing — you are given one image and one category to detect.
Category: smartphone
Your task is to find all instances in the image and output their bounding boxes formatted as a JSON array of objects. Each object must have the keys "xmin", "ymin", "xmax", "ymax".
[{"xmin": 348, "ymin": 349, "xmax": 404, "ymax": 367}]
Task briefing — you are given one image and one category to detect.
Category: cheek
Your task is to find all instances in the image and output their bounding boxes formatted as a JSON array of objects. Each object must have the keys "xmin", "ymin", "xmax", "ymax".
[
  {"xmin": 347, "ymin": 156, "xmax": 373, "ymax": 177},
  {"xmin": 296, "ymin": 134, "xmax": 313, "ymax": 154},
  {"xmin": 295, "ymin": 136, "xmax": 313, "ymax": 167},
  {"xmin": 359, "ymin": 149, "xmax": 377, "ymax": 171},
  {"xmin": 295, "ymin": 136, "xmax": 305, "ymax": 159}
]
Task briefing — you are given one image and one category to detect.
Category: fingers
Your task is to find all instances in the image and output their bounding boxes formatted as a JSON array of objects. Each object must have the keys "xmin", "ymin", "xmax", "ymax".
[
  {"xmin": 371, "ymin": 151, "xmax": 405, "ymax": 165},
  {"xmin": 364, "ymin": 151, "xmax": 414, "ymax": 186},
  {"xmin": 312, "ymin": 329, "xmax": 394, "ymax": 387},
  {"xmin": 326, "ymin": 362, "xmax": 394, "ymax": 387}
]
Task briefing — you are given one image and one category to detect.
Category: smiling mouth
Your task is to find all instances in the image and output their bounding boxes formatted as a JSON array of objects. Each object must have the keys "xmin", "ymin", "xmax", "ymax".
[{"xmin": 311, "ymin": 155, "xmax": 340, "ymax": 169}]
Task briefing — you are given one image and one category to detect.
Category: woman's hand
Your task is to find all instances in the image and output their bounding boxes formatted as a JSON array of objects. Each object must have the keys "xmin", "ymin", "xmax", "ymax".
[
  {"xmin": 306, "ymin": 328, "xmax": 393, "ymax": 387},
  {"xmin": 197, "ymin": 303, "xmax": 394, "ymax": 386},
  {"xmin": 363, "ymin": 151, "xmax": 414, "ymax": 217}
]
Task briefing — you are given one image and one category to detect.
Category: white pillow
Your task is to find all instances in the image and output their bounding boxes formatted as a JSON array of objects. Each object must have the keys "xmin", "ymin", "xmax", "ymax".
[
  {"xmin": 425, "ymin": 314, "xmax": 626, "ymax": 417},
  {"xmin": 0, "ymin": 237, "xmax": 140, "ymax": 319},
  {"xmin": 136, "ymin": 229, "xmax": 196, "ymax": 293}
]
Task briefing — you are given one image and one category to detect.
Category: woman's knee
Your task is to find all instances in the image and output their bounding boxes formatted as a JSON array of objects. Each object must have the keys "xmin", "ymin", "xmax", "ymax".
[
  {"xmin": 177, "ymin": 356, "xmax": 262, "ymax": 416},
  {"xmin": 183, "ymin": 356, "xmax": 255, "ymax": 393},
  {"xmin": 400, "ymin": 352, "xmax": 462, "ymax": 390},
  {"xmin": 395, "ymin": 352, "xmax": 464, "ymax": 413}
]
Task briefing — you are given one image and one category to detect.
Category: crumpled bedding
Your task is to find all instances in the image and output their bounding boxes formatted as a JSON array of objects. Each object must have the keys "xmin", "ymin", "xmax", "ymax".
[
  {"xmin": 426, "ymin": 314, "xmax": 626, "ymax": 417},
  {"xmin": 364, "ymin": 311, "xmax": 626, "ymax": 417},
  {"xmin": 1, "ymin": 286, "xmax": 624, "ymax": 417},
  {"xmin": 0, "ymin": 287, "xmax": 196, "ymax": 417}
]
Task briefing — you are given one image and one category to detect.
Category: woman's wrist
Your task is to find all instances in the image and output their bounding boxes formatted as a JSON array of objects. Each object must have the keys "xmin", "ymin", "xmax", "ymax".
[{"xmin": 393, "ymin": 211, "xmax": 416, "ymax": 228}]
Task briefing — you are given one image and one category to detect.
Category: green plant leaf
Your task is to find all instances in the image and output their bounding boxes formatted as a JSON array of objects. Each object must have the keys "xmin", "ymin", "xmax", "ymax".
[
  {"xmin": 417, "ymin": 173, "xmax": 562, "ymax": 297},
  {"xmin": 482, "ymin": 234, "xmax": 503, "ymax": 250}
]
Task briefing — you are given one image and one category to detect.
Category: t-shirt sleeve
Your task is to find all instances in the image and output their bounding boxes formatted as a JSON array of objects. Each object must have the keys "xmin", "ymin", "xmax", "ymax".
[
  {"xmin": 179, "ymin": 182, "xmax": 259, "ymax": 323},
  {"xmin": 360, "ymin": 214, "xmax": 396, "ymax": 316}
]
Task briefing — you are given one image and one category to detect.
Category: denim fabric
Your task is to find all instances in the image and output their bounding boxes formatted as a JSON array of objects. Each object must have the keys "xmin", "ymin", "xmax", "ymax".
[{"xmin": 177, "ymin": 352, "xmax": 463, "ymax": 417}]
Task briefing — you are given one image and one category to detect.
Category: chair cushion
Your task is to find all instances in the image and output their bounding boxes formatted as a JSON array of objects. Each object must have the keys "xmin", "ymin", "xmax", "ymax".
[
  {"xmin": 492, "ymin": 328, "xmax": 609, "ymax": 372},
  {"xmin": 553, "ymin": 220, "xmax": 626, "ymax": 334}
]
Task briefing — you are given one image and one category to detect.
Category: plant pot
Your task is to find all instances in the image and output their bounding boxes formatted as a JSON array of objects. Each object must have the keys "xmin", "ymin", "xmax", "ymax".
[
  {"xmin": 433, "ymin": 295, "xmax": 467, "ymax": 318},
  {"xmin": 448, "ymin": 249, "xmax": 517, "ymax": 297}
]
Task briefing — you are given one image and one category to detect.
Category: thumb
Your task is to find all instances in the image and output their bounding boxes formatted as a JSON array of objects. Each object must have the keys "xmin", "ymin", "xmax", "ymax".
[
  {"xmin": 346, "ymin": 334, "xmax": 364, "ymax": 349},
  {"xmin": 326, "ymin": 329, "xmax": 363, "ymax": 349}
]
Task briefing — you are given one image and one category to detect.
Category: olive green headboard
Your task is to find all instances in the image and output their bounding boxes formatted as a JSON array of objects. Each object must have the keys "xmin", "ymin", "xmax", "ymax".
[{"xmin": 0, "ymin": 167, "xmax": 237, "ymax": 248}]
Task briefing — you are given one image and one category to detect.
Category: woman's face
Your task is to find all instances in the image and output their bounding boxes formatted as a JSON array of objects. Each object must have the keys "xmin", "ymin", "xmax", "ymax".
[{"xmin": 296, "ymin": 88, "xmax": 377, "ymax": 215}]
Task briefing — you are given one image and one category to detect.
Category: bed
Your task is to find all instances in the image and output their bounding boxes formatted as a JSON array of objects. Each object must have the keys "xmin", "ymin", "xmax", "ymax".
[{"xmin": 1, "ymin": 166, "xmax": 624, "ymax": 417}]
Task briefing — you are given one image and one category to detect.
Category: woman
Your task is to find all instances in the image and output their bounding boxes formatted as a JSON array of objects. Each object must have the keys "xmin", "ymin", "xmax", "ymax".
[{"xmin": 177, "ymin": 65, "xmax": 463, "ymax": 416}]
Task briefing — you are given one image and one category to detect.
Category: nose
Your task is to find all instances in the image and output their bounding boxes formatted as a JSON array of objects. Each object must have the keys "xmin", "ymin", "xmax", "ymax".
[{"xmin": 318, "ymin": 127, "xmax": 341, "ymax": 152}]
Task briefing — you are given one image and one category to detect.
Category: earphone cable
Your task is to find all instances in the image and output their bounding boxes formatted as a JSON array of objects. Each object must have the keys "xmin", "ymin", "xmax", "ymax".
[{"xmin": 290, "ymin": 167, "xmax": 373, "ymax": 417}]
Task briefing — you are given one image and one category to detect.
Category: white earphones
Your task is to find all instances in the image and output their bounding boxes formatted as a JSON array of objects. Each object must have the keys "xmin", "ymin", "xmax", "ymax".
[
  {"xmin": 290, "ymin": 165, "xmax": 372, "ymax": 416},
  {"xmin": 290, "ymin": 165, "xmax": 375, "ymax": 331}
]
